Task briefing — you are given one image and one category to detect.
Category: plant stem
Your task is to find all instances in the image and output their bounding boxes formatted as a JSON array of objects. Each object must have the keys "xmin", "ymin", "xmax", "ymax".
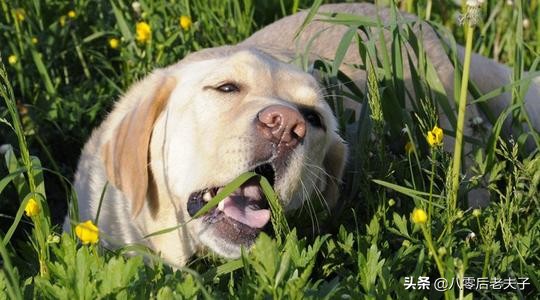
[
  {"xmin": 0, "ymin": 62, "xmax": 48, "ymax": 277},
  {"xmin": 428, "ymin": 148, "xmax": 437, "ymax": 235},
  {"xmin": 421, "ymin": 225, "xmax": 444, "ymax": 278},
  {"xmin": 426, "ymin": 0, "xmax": 432, "ymax": 21},
  {"xmin": 450, "ymin": 24, "xmax": 475, "ymax": 232}
]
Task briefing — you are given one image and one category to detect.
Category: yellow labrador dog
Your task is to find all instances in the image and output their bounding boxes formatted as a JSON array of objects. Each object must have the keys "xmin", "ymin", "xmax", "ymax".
[{"xmin": 67, "ymin": 3, "xmax": 539, "ymax": 267}]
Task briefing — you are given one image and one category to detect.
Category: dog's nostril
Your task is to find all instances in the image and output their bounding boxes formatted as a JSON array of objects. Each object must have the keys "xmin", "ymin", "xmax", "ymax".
[
  {"xmin": 257, "ymin": 105, "xmax": 306, "ymax": 148},
  {"xmin": 259, "ymin": 112, "xmax": 282, "ymax": 129},
  {"xmin": 292, "ymin": 122, "xmax": 306, "ymax": 139}
]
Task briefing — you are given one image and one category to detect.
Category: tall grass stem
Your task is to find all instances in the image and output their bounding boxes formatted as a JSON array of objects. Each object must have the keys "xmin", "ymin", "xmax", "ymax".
[{"xmin": 450, "ymin": 24, "xmax": 475, "ymax": 232}]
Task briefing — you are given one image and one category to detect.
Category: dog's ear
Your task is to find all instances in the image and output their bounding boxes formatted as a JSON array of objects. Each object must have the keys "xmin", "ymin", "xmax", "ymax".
[
  {"xmin": 322, "ymin": 135, "xmax": 348, "ymax": 209},
  {"xmin": 102, "ymin": 75, "xmax": 176, "ymax": 217}
]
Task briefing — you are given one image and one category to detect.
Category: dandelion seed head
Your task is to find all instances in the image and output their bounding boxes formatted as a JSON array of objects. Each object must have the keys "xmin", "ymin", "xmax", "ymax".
[{"xmin": 466, "ymin": 0, "xmax": 485, "ymax": 7}]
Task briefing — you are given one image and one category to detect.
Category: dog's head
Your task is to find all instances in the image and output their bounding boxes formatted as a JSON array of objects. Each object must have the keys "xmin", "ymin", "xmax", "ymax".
[{"xmin": 102, "ymin": 48, "xmax": 347, "ymax": 261}]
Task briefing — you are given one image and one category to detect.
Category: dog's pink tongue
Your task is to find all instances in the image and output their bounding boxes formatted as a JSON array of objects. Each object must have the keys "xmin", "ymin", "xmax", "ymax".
[{"xmin": 219, "ymin": 184, "xmax": 271, "ymax": 229}]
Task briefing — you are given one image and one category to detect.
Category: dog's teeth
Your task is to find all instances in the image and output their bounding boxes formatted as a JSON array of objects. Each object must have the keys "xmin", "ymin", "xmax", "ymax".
[
  {"xmin": 203, "ymin": 191, "xmax": 212, "ymax": 202},
  {"xmin": 218, "ymin": 200, "xmax": 225, "ymax": 211}
]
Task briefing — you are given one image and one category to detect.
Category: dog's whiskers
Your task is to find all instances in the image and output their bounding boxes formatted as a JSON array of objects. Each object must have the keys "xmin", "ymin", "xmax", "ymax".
[
  {"xmin": 298, "ymin": 177, "xmax": 320, "ymax": 234},
  {"xmin": 301, "ymin": 163, "xmax": 331, "ymax": 214}
]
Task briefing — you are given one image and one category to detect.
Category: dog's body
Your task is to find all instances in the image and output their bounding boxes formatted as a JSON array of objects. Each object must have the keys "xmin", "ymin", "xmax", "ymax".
[{"xmin": 67, "ymin": 3, "xmax": 539, "ymax": 267}]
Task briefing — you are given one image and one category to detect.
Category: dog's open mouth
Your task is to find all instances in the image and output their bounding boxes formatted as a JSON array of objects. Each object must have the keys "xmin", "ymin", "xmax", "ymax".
[{"xmin": 187, "ymin": 163, "xmax": 276, "ymax": 243}]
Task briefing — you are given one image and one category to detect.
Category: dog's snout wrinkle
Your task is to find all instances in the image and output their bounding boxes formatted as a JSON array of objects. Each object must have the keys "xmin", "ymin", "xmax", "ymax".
[{"xmin": 257, "ymin": 105, "xmax": 306, "ymax": 150}]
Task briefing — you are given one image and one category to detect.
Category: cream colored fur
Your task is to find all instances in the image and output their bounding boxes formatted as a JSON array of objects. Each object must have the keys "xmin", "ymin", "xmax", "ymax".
[
  {"xmin": 66, "ymin": 3, "xmax": 539, "ymax": 267},
  {"xmin": 67, "ymin": 49, "xmax": 345, "ymax": 267}
]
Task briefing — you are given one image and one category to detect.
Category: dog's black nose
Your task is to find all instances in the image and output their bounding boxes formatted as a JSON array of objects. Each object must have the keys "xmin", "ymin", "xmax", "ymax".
[{"xmin": 256, "ymin": 105, "xmax": 306, "ymax": 151}]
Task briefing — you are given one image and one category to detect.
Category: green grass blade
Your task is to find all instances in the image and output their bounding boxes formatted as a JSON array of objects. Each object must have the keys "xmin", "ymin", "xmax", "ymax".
[
  {"xmin": 315, "ymin": 12, "xmax": 379, "ymax": 27},
  {"xmin": 29, "ymin": 48, "xmax": 56, "ymax": 96},
  {"xmin": 202, "ymin": 258, "xmax": 244, "ymax": 281},
  {"xmin": 485, "ymin": 104, "xmax": 521, "ymax": 170},
  {"xmin": 193, "ymin": 172, "xmax": 258, "ymax": 219},
  {"xmin": 259, "ymin": 175, "xmax": 290, "ymax": 236},
  {"xmin": 331, "ymin": 26, "xmax": 356, "ymax": 77},
  {"xmin": 372, "ymin": 179, "xmax": 444, "ymax": 208},
  {"xmin": 0, "ymin": 233, "xmax": 23, "ymax": 300},
  {"xmin": 94, "ymin": 182, "xmax": 108, "ymax": 226},
  {"xmin": 471, "ymin": 71, "xmax": 540, "ymax": 104},
  {"xmin": 0, "ymin": 168, "xmax": 26, "ymax": 195},
  {"xmin": 293, "ymin": 0, "xmax": 323, "ymax": 39}
]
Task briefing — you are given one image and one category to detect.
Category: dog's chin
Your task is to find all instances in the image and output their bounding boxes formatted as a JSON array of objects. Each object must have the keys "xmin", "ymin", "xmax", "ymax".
[{"xmin": 197, "ymin": 216, "xmax": 262, "ymax": 258}]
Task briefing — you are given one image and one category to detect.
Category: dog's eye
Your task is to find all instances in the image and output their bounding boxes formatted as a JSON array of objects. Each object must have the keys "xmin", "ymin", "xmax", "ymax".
[
  {"xmin": 216, "ymin": 83, "xmax": 240, "ymax": 93},
  {"xmin": 300, "ymin": 108, "xmax": 324, "ymax": 129}
]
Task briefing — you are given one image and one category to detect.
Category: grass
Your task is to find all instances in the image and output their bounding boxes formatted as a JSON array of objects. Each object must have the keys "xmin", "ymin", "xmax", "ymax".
[{"xmin": 1, "ymin": 0, "xmax": 539, "ymax": 298}]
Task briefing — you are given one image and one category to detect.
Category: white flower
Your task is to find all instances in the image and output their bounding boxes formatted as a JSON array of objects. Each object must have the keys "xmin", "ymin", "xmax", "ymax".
[
  {"xmin": 132, "ymin": 1, "xmax": 141, "ymax": 14},
  {"xmin": 471, "ymin": 116, "xmax": 484, "ymax": 126},
  {"xmin": 465, "ymin": 232, "xmax": 477, "ymax": 243},
  {"xmin": 523, "ymin": 19, "xmax": 530, "ymax": 29},
  {"xmin": 466, "ymin": 0, "xmax": 485, "ymax": 7}
]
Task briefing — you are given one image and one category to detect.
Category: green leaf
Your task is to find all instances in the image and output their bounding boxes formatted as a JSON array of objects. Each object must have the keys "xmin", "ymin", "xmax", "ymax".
[{"xmin": 392, "ymin": 212, "xmax": 410, "ymax": 238}]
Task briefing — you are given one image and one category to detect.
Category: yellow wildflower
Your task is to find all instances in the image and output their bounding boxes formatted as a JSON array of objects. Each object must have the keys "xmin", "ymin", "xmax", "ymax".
[
  {"xmin": 24, "ymin": 198, "xmax": 40, "ymax": 217},
  {"xmin": 472, "ymin": 208, "xmax": 481, "ymax": 217},
  {"xmin": 8, "ymin": 55, "xmax": 18, "ymax": 65},
  {"xmin": 108, "ymin": 38, "xmax": 120, "ymax": 49},
  {"xmin": 179, "ymin": 15, "xmax": 192, "ymax": 30},
  {"xmin": 405, "ymin": 141, "xmax": 415, "ymax": 154},
  {"xmin": 438, "ymin": 246, "xmax": 447, "ymax": 257},
  {"xmin": 136, "ymin": 21, "xmax": 151, "ymax": 43},
  {"xmin": 14, "ymin": 8, "xmax": 26, "ymax": 22},
  {"xmin": 411, "ymin": 208, "xmax": 428, "ymax": 225},
  {"xmin": 67, "ymin": 10, "xmax": 76, "ymax": 19},
  {"xmin": 75, "ymin": 220, "xmax": 99, "ymax": 245},
  {"xmin": 59, "ymin": 15, "xmax": 66, "ymax": 27},
  {"xmin": 426, "ymin": 125, "xmax": 444, "ymax": 147},
  {"xmin": 31, "ymin": 37, "xmax": 38, "ymax": 44}
]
